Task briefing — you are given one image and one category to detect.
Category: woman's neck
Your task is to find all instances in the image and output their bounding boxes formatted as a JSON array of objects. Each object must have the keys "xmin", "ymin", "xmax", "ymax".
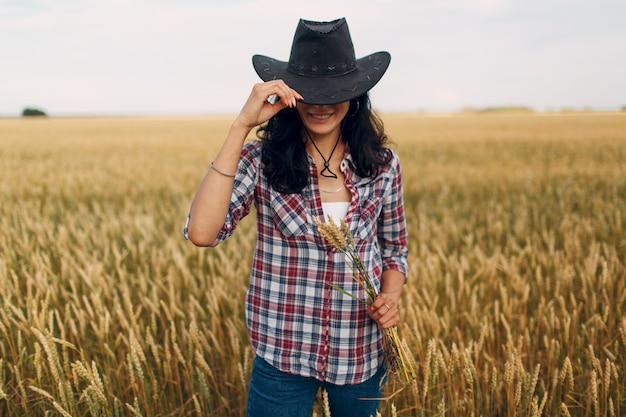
[{"xmin": 304, "ymin": 130, "xmax": 344, "ymax": 158}]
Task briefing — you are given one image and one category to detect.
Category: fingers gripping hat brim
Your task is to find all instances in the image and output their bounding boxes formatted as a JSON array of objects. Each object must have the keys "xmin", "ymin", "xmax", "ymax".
[{"xmin": 252, "ymin": 51, "xmax": 391, "ymax": 105}]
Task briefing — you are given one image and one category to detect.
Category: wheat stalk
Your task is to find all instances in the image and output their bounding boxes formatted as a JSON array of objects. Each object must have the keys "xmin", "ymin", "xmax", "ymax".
[
  {"xmin": 0, "ymin": 359, "xmax": 7, "ymax": 401},
  {"xmin": 322, "ymin": 389, "xmax": 331, "ymax": 417},
  {"xmin": 313, "ymin": 216, "xmax": 417, "ymax": 396}
]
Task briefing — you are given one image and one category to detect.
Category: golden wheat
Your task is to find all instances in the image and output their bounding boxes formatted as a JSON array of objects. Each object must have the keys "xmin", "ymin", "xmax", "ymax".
[{"xmin": 1, "ymin": 113, "xmax": 625, "ymax": 416}]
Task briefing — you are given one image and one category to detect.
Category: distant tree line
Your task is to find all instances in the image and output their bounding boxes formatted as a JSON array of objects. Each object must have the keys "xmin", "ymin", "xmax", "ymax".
[
  {"xmin": 22, "ymin": 107, "xmax": 47, "ymax": 117},
  {"xmin": 461, "ymin": 106, "xmax": 534, "ymax": 114}
]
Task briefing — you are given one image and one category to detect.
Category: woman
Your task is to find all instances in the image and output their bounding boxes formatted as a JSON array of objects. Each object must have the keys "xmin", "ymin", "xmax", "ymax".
[{"xmin": 185, "ymin": 18, "xmax": 408, "ymax": 417}]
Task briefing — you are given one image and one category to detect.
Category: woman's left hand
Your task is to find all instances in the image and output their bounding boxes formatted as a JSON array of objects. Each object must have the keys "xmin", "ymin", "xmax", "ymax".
[
  {"xmin": 368, "ymin": 269, "xmax": 405, "ymax": 329},
  {"xmin": 368, "ymin": 292, "xmax": 401, "ymax": 329}
]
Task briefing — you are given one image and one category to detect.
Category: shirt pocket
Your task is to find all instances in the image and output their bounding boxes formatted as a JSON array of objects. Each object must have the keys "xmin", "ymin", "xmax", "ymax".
[
  {"xmin": 270, "ymin": 191, "xmax": 310, "ymax": 238},
  {"xmin": 355, "ymin": 197, "xmax": 382, "ymax": 241}
]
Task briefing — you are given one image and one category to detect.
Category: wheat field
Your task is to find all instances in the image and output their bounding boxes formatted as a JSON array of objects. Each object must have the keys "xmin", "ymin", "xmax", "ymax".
[{"xmin": 1, "ymin": 112, "xmax": 625, "ymax": 416}]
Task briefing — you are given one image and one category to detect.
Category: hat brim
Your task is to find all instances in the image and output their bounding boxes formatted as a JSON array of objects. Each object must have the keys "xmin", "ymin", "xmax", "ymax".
[{"xmin": 252, "ymin": 51, "xmax": 391, "ymax": 105}]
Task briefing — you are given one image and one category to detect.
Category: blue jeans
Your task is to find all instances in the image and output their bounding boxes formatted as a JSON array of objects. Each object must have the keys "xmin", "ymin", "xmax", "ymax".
[{"xmin": 246, "ymin": 356, "xmax": 386, "ymax": 417}]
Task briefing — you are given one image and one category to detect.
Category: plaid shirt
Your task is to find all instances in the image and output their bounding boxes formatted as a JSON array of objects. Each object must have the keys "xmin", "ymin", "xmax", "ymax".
[{"xmin": 186, "ymin": 140, "xmax": 408, "ymax": 385}]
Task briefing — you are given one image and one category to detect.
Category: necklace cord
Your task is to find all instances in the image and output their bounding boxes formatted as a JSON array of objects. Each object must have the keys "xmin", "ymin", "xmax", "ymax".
[{"xmin": 307, "ymin": 130, "xmax": 342, "ymax": 179}]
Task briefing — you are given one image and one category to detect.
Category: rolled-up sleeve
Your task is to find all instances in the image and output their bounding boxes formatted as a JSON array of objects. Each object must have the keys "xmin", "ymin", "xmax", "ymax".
[{"xmin": 377, "ymin": 152, "xmax": 409, "ymax": 278}]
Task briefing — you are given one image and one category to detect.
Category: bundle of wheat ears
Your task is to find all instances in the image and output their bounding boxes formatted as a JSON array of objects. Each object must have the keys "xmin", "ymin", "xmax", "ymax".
[{"xmin": 313, "ymin": 216, "xmax": 417, "ymax": 398}]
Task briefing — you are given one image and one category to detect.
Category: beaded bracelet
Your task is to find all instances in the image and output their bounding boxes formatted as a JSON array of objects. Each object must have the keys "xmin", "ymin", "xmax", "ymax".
[{"xmin": 210, "ymin": 161, "xmax": 236, "ymax": 178}]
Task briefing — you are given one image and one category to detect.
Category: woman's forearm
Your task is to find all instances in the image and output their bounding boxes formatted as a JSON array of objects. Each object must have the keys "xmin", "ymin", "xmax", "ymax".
[
  {"xmin": 381, "ymin": 269, "xmax": 406, "ymax": 299},
  {"xmin": 186, "ymin": 123, "xmax": 252, "ymax": 246}
]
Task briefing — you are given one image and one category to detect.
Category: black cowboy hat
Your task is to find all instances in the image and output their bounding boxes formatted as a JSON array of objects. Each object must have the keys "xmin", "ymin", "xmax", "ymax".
[{"xmin": 252, "ymin": 18, "xmax": 391, "ymax": 105}]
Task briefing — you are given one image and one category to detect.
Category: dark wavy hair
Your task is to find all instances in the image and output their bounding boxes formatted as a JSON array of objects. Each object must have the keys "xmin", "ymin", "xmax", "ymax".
[{"xmin": 257, "ymin": 94, "xmax": 392, "ymax": 194}]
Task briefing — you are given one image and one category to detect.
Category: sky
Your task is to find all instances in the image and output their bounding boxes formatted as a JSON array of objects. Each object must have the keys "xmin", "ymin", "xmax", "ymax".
[{"xmin": 1, "ymin": 0, "xmax": 625, "ymax": 116}]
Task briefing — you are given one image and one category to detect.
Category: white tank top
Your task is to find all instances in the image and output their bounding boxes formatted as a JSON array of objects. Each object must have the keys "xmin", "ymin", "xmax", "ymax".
[{"xmin": 322, "ymin": 202, "xmax": 350, "ymax": 225}]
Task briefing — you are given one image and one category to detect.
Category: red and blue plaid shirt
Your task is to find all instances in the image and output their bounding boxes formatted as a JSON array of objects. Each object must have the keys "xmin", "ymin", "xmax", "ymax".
[{"xmin": 186, "ymin": 140, "xmax": 408, "ymax": 385}]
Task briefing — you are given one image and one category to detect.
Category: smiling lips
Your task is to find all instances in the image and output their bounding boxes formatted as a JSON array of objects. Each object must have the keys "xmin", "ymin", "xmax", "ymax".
[{"xmin": 308, "ymin": 112, "xmax": 333, "ymax": 121}]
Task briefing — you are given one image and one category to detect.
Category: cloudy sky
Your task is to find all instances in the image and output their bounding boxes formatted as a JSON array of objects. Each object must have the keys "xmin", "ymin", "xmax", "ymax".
[{"xmin": 1, "ymin": 0, "xmax": 624, "ymax": 116}]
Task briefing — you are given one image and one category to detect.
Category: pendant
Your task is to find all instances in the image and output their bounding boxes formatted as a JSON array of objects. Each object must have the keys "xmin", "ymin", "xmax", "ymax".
[{"xmin": 320, "ymin": 162, "xmax": 337, "ymax": 179}]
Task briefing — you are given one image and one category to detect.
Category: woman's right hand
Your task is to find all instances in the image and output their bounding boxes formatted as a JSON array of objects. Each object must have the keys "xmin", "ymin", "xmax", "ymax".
[
  {"xmin": 233, "ymin": 80, "xmax": 303, "ymax": 129},
  {"xmin": 186, "ymin": 80, "xmax": 303, "ymax": 247}
]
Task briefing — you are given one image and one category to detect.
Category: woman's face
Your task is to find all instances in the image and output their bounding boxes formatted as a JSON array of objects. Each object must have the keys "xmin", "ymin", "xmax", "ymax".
[{"xmin": 296, "ymin": 101, "xmax": 350, "ymax": 140}]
